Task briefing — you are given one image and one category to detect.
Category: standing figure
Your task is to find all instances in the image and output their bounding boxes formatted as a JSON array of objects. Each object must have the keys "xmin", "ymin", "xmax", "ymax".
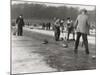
[
  {"xmin": 66, "ymin": 17, "xmax": 75, "ymax": 41},
  {"xmin": 54, "ymin": 18, "xmax": 60, "ymax": 41},
  {"xmin": 46, "ymin": 22, "xmax": 51, "ymax": 30},
  {"xmin": 16, "ymin": 15, "xmax": 24, "ymax": 36},
  {"xmin": 60, "ymin": 19, "xmax": 65, "ymax": 40},
  {"xmin": 74, "ymin": 9, "xmax": 90, "ymax": 54},
  {"xmin": 48, "ymin": 22, "xmax": 51, "ymax": 30},
  {"xmin": 42, "ymin": 22, "xmax": 45, "ymax": 29}
]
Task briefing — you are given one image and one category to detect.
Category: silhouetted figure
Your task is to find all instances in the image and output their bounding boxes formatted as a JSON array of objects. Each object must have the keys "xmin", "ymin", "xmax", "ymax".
[
  {"xmin": 48, "ymin": 22, "xmax": 51, "ymax": 30},
  {"xmin": 46, "ymin": 22, "xmax": 51, "ymax": 30},
  {"xmin": 45, "ymin": 23, "xmax": 48, "ymax": 30},
  {"xmin": 16, "ymin": 15, "xmax": 24, "ymax": 36},
  {"xmin": 42, "ymin": 23, "xmax": 45, "ymax": 29}
]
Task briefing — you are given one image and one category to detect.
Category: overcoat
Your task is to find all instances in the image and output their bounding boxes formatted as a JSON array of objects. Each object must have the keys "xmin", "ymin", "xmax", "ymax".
[
  {"xmin": 16, "ymin": 17, "xmax": 24, "ymax": 28},
  {"xmin": 74, "ymin": 14, "xmax": 90, "ymax": 34}
]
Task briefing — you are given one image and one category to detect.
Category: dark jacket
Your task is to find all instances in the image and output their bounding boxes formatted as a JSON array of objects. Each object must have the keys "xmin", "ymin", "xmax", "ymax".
[{"xmin": 16, "ymin": 17, "xmax": 24, "ymax": 28}]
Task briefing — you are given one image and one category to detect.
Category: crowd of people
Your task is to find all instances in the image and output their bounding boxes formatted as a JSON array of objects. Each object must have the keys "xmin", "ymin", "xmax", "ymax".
[
  {"xmin": 53, "ymin": 17, "xmax": 75, "ymax": 41},
  {"xmin": 52, "ymin": 9, "xmax": 90, "ymax": 54},
  {"xmin": 42, "ymin": 22, "xmax": 51, "ymax": 30},
  {"xmin": 13, "ymin": 9, "xmax": 90, "ymax": 54}
]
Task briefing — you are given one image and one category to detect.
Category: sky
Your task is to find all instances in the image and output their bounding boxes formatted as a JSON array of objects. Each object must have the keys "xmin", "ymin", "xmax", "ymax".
[{"xmin": 11, "ymin": 0, "xmax": 95, "ymax": 11}]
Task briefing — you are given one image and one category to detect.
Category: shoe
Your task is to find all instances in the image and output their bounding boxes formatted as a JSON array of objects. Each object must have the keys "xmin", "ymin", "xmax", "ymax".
[
  {"xmin": 55, "ymin": 39, "xmax": 58, "ymax": 41},
  {"xmin": 67, "ymin": 39, "xmax": 69, "ymax": 41},
  {"xmin": 60, "ymin": 38, "xmax": 63, "ymax": 41},
  {"xmin": 86, "ymin": 51, "xmax": 89, "ymax": 55},
  {"xmin": 73, "ymin": 39, "xmax": 75, "ymax": 41}
]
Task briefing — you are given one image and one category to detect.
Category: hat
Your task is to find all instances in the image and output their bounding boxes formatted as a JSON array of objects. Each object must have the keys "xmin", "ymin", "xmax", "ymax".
[{"xmin": 81, "ymin": 9, "xmax": 87, "ymax": 13}]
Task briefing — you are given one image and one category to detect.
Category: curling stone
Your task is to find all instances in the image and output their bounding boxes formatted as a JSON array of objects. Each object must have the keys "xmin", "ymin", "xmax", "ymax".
[{"xmin": 42, "ymin": 39, "xmax": 48, "ymax": 44}]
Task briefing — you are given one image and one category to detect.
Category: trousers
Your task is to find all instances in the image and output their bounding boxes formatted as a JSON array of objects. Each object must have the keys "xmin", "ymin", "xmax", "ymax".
[
  {"xmin": 17, "ymin": 27, "xmax": 23, "ymax": 36},
  {"xmin": 54, "ymin": 26, "xmax": 60, "ymax": 41},
  {"xmin": 74, "ymin": 32, "xmax": 89, "ymax": 54}
]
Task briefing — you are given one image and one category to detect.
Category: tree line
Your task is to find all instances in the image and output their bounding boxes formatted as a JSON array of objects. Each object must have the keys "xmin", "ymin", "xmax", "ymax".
[{"xmin": 11, "ymin": 3, "xmax": 96, "ymax": 23}]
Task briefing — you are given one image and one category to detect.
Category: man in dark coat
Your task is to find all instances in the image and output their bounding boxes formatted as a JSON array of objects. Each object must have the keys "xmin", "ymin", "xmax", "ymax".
[
  {"xmin": 74, "ymin": 9, "xmax": 90, "ymax": 54},
  {"xmin": 16, "ymin": 15, "xmax": 24, "ymax": 36}
]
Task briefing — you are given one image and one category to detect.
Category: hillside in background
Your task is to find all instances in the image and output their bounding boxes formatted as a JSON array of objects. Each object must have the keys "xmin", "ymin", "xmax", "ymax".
[{"xmin": 11, "ymin": 3, "xmax": 96, "ymax": 25}]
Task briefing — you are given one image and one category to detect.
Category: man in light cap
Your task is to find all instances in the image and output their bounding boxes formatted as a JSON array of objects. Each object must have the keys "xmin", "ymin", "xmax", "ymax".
[{"xmin": 74, "ymin": 9, "xmax": 90, "ymax": 54}]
